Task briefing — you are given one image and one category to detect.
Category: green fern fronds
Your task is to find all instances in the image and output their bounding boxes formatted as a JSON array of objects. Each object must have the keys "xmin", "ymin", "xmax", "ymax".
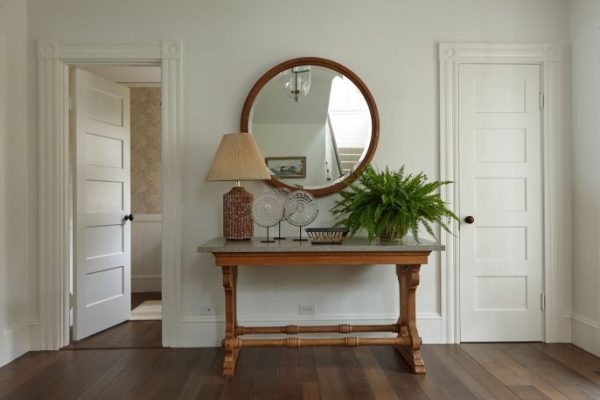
[{"xmin": 331, "ymin": 165, "xmax": 458, "ymax": 242}]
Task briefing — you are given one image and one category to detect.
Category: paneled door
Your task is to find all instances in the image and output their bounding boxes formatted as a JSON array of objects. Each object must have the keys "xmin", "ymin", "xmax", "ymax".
[
  {"xmin": 459, "ymin": 64, "xmax": 543, "ymax": 342},
  {"xmin": 72, "ymin": 68, "xmax": 131, "ymax": 340}
]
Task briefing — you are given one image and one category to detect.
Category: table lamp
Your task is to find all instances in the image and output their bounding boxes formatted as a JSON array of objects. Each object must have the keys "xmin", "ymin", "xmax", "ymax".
[{"xmin": 206, "ymin": 132, "xmax": 272, "ymax": 240}]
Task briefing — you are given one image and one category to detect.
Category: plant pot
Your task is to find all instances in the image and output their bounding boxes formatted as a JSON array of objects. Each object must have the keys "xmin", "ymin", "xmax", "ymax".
[{"xmin": 379, "ymin": 226, "xmax": 409, "ymax": 243}]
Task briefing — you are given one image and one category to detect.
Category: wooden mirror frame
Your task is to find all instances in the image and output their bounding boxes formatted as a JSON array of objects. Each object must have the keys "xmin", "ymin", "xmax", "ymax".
[{"xmin": 241, "ymin": 57, "xmax": 380, "ymax": 197}]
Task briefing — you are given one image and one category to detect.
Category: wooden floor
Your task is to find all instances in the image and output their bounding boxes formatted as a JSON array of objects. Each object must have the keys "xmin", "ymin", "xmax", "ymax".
[
  {"xmin": 1, "ymin": 343, "xmax": 599, "ymax": 399},
  {"xmin": 64, "ymin": 292, "xmax": 162, "ymax": 350}
]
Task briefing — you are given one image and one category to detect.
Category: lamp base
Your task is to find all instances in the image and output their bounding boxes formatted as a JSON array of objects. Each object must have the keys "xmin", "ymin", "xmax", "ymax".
[{"xmin": 223, "ymin": 186, "xmax": 253, "ymax": 240}]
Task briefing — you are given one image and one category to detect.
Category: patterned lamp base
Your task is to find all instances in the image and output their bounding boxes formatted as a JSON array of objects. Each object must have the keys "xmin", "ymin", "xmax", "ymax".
[{"xmin": 223, "ymin": 186, "xmax": 253, "ymax": 240}]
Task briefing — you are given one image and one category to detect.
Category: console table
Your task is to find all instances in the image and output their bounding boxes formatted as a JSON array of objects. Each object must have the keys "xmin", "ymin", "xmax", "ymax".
[{"xmin": 198, "ymin": 237, "xmax": 444, "ymax": 377}]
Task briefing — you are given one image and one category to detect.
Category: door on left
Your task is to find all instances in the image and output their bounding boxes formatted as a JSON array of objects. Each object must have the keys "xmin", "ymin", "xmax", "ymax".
[{"xmin": 72, "ymin": 68, "xmax": 131, "ymax": 340}]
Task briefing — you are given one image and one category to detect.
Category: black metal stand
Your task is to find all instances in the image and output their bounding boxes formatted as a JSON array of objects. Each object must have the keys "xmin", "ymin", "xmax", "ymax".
[
  {"xmin": 261, "ymin": 226, "xmax": 275, "ymax": 243},
  {"xmin": 274, "ymin": 221, "xmax": 286, "ymax": 241},
  {"xmin": 293, "ymin": 226, "xmax": 308, "ymax": 242}
]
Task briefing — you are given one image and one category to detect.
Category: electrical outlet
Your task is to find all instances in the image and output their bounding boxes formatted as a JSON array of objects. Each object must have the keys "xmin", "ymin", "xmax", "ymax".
[
  {"xmin": 199, "ymin": 304, "xmax": 217, "ymax": 315},
  {"xmin": 299, "ymin": 304, "xmax": 316, "ymax": 315}
]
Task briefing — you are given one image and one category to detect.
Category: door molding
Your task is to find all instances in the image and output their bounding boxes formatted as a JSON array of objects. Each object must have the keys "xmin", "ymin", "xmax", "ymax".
[
  {"xmin": 439, "ymin": 42, "xmax": 571, "ymax": 343},
  {"xmin": 38, "ymin": 40, "xmax": 183, "ymax": 349}
]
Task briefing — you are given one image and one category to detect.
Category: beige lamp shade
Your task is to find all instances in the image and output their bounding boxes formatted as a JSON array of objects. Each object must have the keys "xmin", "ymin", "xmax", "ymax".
[{"xmin": 206, "ymin": 132, "xmax": 271, "ymax": 181}]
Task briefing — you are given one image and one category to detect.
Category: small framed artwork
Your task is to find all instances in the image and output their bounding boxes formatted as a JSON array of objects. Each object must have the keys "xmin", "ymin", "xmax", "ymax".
[{"xmin": 265, "ymin": 156, "xmax": 306, "ymax": 179}]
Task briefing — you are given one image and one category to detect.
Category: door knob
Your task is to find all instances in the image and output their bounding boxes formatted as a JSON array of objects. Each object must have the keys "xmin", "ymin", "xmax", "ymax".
[
  {"xmin": 464, "ymin": 215, "xmax": 475, "ymax": 224},
  {"xmin": 124, "ymin": 214, "xmax": 134, "ymax": 221}
]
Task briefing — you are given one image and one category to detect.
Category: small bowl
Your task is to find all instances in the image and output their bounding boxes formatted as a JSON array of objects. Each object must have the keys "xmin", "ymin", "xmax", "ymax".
[{"xmin": 305, "ymin": 227, "xmax": 350, "ymax": 244}]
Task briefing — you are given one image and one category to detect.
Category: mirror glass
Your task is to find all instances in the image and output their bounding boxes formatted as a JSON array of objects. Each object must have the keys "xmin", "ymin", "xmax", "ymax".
[{"xmin": 242, "ymin": 59, "xmax": 379, "ymax": 196}]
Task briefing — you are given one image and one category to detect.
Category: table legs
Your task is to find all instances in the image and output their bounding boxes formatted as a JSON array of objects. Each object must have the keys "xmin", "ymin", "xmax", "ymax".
[
  {"xmin": 396, "ymin": 264, "xmax": 425, "ymax": 374},
  {"xmin": 221, "ymin": 265, "xmax": 239, "ymax": 378},
  {"xmin": 218, "ymin": 263, "xmax": 426, "ymax": 377}
]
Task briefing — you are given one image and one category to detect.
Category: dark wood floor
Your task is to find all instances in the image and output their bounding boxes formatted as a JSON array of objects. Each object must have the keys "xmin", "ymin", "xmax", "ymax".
[
  {"xmin": 64, "ymin": 292, "xmax": 163, "ymax": 350},
  {"xmin": 1, "ymin": 343, "xmax": 599, "ymax": 399}
]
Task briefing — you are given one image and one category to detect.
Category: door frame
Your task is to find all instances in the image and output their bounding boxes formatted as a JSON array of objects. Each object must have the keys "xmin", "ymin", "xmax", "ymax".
[
  {"xmin": 439, "ymin": 42, "xmax": 571, "ymax": 344},
  {"xmin": 38, "ymin": 40, "xmax": 183, "ymax": 349}
]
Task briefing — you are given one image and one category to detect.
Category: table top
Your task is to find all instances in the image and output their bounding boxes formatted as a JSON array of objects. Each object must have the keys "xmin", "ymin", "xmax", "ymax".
[{"xmin": 198, "ymin": 237, "xmax": 444, "ymax": 253}]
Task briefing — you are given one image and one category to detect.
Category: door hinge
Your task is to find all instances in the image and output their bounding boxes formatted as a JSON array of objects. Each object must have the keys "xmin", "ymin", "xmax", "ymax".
[
  {"xmin": 68, "ymin": 96, "xmax": 73, "ymax": 113},
  {"xmin": 539, "ymin": 92, "xmax": 545, "ymax": 111},
  {"xmin": 69, "ymin": 293, "xmax": 74, "ymax": 309},
  {"xmin": 540, "ymin": 293, "xmax": 546, "ymax": 311}
]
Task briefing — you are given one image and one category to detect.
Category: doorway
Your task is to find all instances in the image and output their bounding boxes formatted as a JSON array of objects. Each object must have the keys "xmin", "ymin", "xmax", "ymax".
[{"xmin": 67, "ymin": 65, "xmax": 163, "ymax": 348}]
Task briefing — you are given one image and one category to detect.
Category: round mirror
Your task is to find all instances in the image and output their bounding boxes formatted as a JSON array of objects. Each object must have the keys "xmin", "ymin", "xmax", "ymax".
[{"xmin": 241, "ymin": 57, "xmax": 379, "ymax": 197}]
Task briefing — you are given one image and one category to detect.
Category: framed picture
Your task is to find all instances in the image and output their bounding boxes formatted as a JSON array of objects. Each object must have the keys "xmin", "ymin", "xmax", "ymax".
[{"xmin": 265, "ymin": 156, "xmax": 306, "ymax": 179}]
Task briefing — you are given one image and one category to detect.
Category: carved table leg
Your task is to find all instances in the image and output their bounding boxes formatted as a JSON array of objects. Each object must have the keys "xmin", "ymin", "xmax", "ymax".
[
  {"xmin": 221, "ymin": 265, "xmax": 239, "ymax": 377},
  {"xmin": 396, "ymin": 264, "xmax": 425, "ymax": 374}
]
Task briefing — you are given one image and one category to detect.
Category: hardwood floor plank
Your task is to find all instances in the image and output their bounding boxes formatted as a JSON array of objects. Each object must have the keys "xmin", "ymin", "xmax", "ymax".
[
  {"xmin": 492, "ymin": 344, "xmax": 600, "ymax": 400},
  {"xmin": 77, "ymin": 350, "xmax": 144, "ymax": 400},
  {"xmin": 220, "ymin": 346, "xmax": 260, "ymax": 400},
  {"xmin": 332, "ymin": 347, "xmax": 375, "ymax": 400},
  {"xmin": 64, "ymin": 321, "xmax": 162, "ymax": 349},
  {"xmin": 279, "ymin": 348, "xmax": 303, "ymax": 400},
  {"xmin": 531, "ymin": 343, "xmax": 600, "ymax": 385},
  {"xmin": 0, "ymin": 343, "xmax": 599, "ymax": 400},
  {"xmin": 354, "ymin": 347, "xmax": 398, "ymax": 399},
  {"xmin": 461, "ymin": 344, "xmax": 531, "ymax": 387},
  {"xmin": 426, "ymin": 345, "xmax": 498, "ymax": 400},
  {"xmin": 441, "ymin": 345, "xmax": 521, "ymax": 400},
  {"xmin": 176, "ymin": 348, "xmax": 221, "ymax": 400},
  {"xmin": 369, "ymin": 346, "xmax": 431, "ymax": 399},
  {"xmin": 248, "ymin": 346, "xmax": 281, "ymax": 400},
  {"xmin": 419, "ymin": 346, "xmax": 479, "ymax": 400},
  {"xmin": 485, "ymin": 344, "xmax": 575, "ymax": 400},
  {"xmin": 93, "ymin": 349, "xmax": 164, "ymax": 400},
  {"xmin": 508, "ymin": 385, "xmax": 553, "ymax": 400},
  {"xmin": 301, "ymin": 382, "xmax": 321, "ymax": 400},
  {"xmin": 315, "ymin": 346, "xmax": 354, "ymax": 400}
]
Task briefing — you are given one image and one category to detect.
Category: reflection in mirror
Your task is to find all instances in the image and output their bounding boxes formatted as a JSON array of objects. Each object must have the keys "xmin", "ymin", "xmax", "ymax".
[{"xmin": 249, "ymin": 65, "xmax": 372, "ymax": 190}]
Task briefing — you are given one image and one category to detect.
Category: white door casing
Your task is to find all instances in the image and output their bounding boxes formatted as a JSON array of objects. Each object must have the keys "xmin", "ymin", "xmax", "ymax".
[
  {"xmin": 72, "ymin": 68, "xmax": 131, "ymax": 340},
  {"xmin": 439, "ymin": 43, "xmax": 571, "ymax": 344},
  {"xmin": 38, "ymin": 40, "xmax": 182, "ymax": 350},
  {"xmin": 458, "ymin": 63, "xmax": 543, "ymax": 342}
]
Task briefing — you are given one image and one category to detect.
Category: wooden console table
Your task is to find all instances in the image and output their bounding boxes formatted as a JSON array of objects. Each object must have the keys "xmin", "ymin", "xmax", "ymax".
[{"xmin": 198, "ymin": 237, "xmax": 444, "ymax": 377}]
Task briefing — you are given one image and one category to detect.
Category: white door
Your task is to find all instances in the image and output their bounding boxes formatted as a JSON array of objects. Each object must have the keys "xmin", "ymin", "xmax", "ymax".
[
  {"xmin": 459, "ymin": 63, "xmax": 543, "ymax": 342},
  {"xmin": 72, "ymin": 68, "xmax": 131, "ymax": 340}
]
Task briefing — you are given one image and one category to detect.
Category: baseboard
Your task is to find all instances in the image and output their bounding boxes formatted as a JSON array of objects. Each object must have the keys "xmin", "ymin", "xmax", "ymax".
[
  {"xmin": 0, "ymin": 321, "xmax": 32, "ymax": 367},
  {"xmin": 132, "ymin": 275, "xmax": 161, "ymax": 292},
  {"xmin": 570, "ymin": 313, "xmax": 600, "ymax": 357},
  {"xmin": 178, "ymin": 313, "xmax": 444, "ymax": 347}
]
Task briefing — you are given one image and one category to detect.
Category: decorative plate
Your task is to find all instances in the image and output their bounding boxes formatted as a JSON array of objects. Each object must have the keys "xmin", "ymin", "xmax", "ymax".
[
  {"xmin": 284, "ymin": 190, "xmax": 318, "ymax": 227},
  {"xmin": 251, "ymin": 191, "xmax": 285, "ymax": 228}
]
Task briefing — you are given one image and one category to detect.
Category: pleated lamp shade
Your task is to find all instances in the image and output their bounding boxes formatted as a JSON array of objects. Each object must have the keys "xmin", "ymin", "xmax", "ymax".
[
  {"xmin": 206, "ymin": 132, "xmax": 271, "ymax": 182},
  {"xmin": 206, "ymin": 133, "xmax": 271, "ymax": 240}
]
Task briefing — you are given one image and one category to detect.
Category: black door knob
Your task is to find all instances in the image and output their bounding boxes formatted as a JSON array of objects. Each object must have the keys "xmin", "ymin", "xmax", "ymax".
[
  {"xmin": 464, "ymin": 216, "xmax": 475, "ymax": 224},
  {"xmin": 124, "ymin": 214, "xmax": 134, "ymax": 221}
]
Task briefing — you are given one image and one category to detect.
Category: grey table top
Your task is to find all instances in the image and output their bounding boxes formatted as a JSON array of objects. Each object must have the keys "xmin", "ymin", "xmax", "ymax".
[{"xmin": 198, "ymin": 237, "xmax": 444, "ymax": 253}]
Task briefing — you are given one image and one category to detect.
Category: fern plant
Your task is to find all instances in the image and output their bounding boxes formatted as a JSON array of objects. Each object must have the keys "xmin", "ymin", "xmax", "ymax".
[{"xmin": 331, "ymin": 165, "xmax": 458, "ymax": 242}]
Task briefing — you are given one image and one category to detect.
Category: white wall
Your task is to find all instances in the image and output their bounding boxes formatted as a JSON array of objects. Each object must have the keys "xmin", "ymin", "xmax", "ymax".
[
  {"xmin": 569, "ymin": 0, "xmax": 600, "ymax": 356},
  {"xmin": 0, "ymin": 0, "xmax": 35, "ymax": 366},
  {"xmin": 132, "ymin": 215, "xmax": 162, "ymax": 293},
  {"xmin": 26, "ymin": 0, "xmax": 571, "ymax": 348}
]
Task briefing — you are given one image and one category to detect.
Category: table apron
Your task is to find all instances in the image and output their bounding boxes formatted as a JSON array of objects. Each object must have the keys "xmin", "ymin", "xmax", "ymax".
[{"xmin": 213, "ymin": 251, "xmax": 431, "ymax": 266}]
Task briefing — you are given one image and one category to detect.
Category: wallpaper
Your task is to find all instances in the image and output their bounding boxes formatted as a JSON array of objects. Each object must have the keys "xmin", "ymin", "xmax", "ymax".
[{"xmin": 131, "ymin": 87, "xmax": 162, "ymax": 214}]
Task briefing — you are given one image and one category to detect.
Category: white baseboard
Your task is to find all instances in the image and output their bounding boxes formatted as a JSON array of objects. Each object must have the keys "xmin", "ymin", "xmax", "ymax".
[
  {"xmin": 570, "ymin": 313, "xmax": 600, "ymax": 357},
  {"xmin": 177, "ymin": 313, "xmax": 444, "ymax": 347},
  {"xmin": 0, "ymin": 321, "xmax": 32, "ymax": 367},
  {"xmin": 132, "ymin": 275, "xmax": 161, "ymax": 293}
]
